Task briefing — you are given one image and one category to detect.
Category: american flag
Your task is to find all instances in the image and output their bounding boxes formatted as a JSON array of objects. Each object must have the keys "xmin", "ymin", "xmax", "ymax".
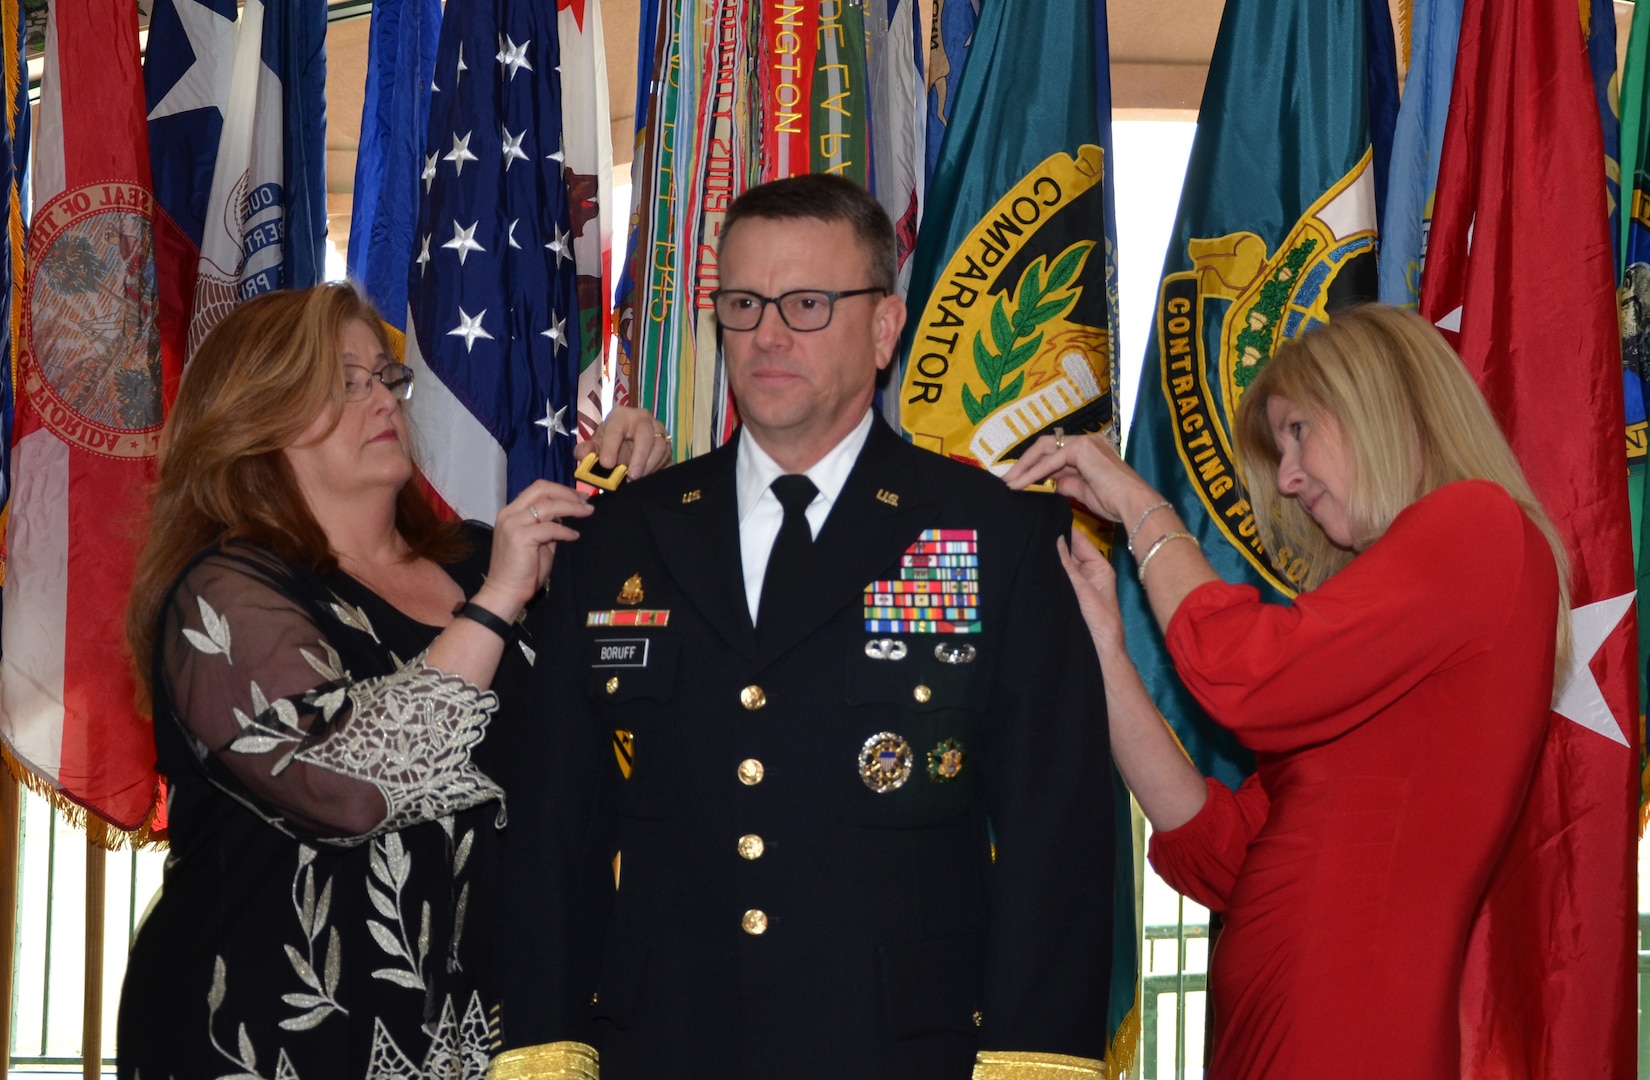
[{"xmin": 404, "ymin": 0, "xmax": 582, "ymax": 517}]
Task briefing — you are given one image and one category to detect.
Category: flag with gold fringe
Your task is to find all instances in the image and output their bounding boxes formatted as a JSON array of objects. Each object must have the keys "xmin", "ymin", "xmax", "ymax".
[
  {"xmin": 896, "ymin": 0, "xmax": 1135, "ymax": 1069},
  {"xmin": 0, "ymin": 0, "xmax": 167, "ymax": 837}
]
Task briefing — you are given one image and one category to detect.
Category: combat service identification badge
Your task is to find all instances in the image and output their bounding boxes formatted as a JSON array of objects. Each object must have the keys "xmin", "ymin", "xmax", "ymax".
[{"xmin": 858, "ymin": 732, "xmax": 914, "ymax": 793}]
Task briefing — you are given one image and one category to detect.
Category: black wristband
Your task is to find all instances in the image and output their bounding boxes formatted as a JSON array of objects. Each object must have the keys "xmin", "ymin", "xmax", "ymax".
[{"xmin": 454, "ymin": 600, "xmax": 514, "ymax": 641}]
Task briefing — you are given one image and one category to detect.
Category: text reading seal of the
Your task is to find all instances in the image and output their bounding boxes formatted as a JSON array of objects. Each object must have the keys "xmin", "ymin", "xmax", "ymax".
[
  {"xmin": 22, "ymin": 183, "xmax": 163, "ymax": 460},
  {"xmin": 858, "ymin": 732, "xmax": 914, "ymax": 794}
]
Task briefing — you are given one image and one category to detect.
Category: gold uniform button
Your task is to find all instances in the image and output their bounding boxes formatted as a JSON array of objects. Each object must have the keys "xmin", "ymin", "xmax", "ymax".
[
  {"xmin": 605, "ymin": 676, "xmax": 620, "ymax": 694},
  {"xmin": 738, "ymin": 758, "xmax": 765, "ymax": 786},
  {"xmin": 737, "ymin": 834, "xmax": 765, "ymax": 860},
  {"xmin": 913, "ymin": 683, "xmax": 932, "ymax": 704},
  {"xmin": 740, "ymin": 685, "xmax": 767, "ymax": 710},
  {"xmin": 742, "ymin": 909, "xmax": 768, "ymax": 935}
]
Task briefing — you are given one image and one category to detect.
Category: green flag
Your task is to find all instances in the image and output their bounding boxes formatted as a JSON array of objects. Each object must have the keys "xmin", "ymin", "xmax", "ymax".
[
  {"xmin": 1120, "ymin": 0, "xmax": 1379, "ymax": 789},
  {"xmin": 896, "ymin": 0, "xmax": 1136, "ymax": 1069}
]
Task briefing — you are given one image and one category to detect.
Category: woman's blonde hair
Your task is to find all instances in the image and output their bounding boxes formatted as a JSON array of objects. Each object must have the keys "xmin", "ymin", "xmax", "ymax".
[
  {"xmin": 126, "ymin": 283, "xmax": 467, "ymax": 708},
  {"xmin": 1233, "ymin": 303, "xmax": 1571, "ymax": 677}
]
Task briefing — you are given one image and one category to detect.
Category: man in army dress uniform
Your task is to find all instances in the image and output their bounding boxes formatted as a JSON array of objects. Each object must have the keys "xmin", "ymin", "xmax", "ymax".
[{"xmin": 495, "ymin": 174, "xmax": 1114, "ymax": 1079}]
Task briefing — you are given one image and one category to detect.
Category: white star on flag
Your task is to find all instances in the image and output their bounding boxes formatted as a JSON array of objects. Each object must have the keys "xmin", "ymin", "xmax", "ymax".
[
  {"xmin": 507, "ymin": 220, "xmax": 522, "ymax": 250},
  {"xmin": 455, "ymin": 43, "xmax": 468, "ymax": 85},
  {"xmin": 545, "ymin": 138, "xmax": 565, "ymax": 165},
  {"xmin": 535, "ymin": 401, "xmax": 572, "ymax": 442},
  {"xmin": 147, "ymin": 0, "xmax": 237, "ymax": 121},
  {"xmin": 422, "ymin": 152, "xmax": 439, "ymax": 193},
  {"xmin": 1552, "ymin": 591, "xmax": 1635, "ymax": 746},
  {"xmin": 545, "ymin": 224, "xmax": 570, "ymax": 267},
  {"xmin": 417, "ymin": 234, "xmax": 432, "ymax": 274},
  {"xmin": 502, "ymin": 127, "xmax": 529, "ymax": 170},
  {"xmin": 497, "ymin": 35, "xmax": 533, "ymax": 80},
  {"xmin": 443, "ymin": 220, "xmax": 485, "ymax": 265},
  {"xmin": 444, "ymin": 131, "xmax": 478, "ymax": 175},
  {"xmin": 540, "ymin": 313, "xmax": 567, "ymax": 350},
  {"xmin": 448, "ymin": 308, "xmax": 494, "ymax": 352}
]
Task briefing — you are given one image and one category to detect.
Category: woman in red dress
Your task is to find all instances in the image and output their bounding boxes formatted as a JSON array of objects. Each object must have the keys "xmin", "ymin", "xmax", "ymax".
[{"xmin": 1006, "ymin": 305, "xmax": 1570, "ymax": 1079}]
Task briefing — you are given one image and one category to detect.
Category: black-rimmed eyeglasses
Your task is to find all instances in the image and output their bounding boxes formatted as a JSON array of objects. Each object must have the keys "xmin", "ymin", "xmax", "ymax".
[
  {"xmin": 342, "ymin": 363, "xmax": 415, "ymax": 403},
  {"xmin": 710, "ymin": 287, "xmax": 887, "ymax": 332}
]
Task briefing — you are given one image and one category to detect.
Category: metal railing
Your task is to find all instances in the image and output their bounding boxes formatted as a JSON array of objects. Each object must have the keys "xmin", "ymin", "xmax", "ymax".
[
  {"xmin": 7, "ymin": 785, "xmax": 161, "ymax": 1072},
  {"xmin": 6, "ymin": 792, "xmax": 1650, "ymax": 1077}
]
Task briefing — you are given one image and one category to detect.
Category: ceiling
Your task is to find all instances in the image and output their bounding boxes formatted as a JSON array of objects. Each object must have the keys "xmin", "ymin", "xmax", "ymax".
[
  {"xmin": 321, "ymin": 0, "xmax": 1230, "ymax": 253},
  {"xmin": 320, "ymin": 0, "xmax": 1636, "ymax": 253}
]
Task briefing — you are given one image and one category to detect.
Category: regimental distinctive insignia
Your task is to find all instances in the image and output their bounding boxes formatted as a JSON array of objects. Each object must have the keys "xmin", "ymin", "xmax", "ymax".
[
  {"xmin": 927, "ymin": 739, "xmax": 965, "ymax": 782},
  {"xmin": 858, "ymin": 732, "xmax": 914, "ymax": 793},
  {"xmin": 864, "ymin": 638, "xmax": 908, "ymax": 661},
  {"xmin": 934, "ymin": 642, "xmax": 976, "ymax": 665},
  {"xmin": 864, "ymin": 530, "xmax": 981, "ymax": 634},
  {"xmin": 899, "ymin": 146, "xmax": 1114, "ymax": 472},
  {"xmin": 587, "ymin": 609, "xmax": 670, "ymax": 627},
  {"xmin": 613, "ymin": 729, "xmax": 634, "ymax": 779},
  {"xmin": 617, "ymin": 574, "xmax": 644, "ymax": 605},
  {"xmin": 1158, "ymin": 150, "xmax": 1377, "ymax": 596}
]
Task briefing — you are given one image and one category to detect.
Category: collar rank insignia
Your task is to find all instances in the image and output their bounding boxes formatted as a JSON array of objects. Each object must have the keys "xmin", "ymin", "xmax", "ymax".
[
  {"xmin": 864, "ymin": 638, "xmax": 908, "ymax": 660},
  {"xmin": 587, "ymin": 609, "xmax": 670, "ymax": 627},
  {"xmin": 858, "ymin": 732, "xmax": 913, "ymax": 793},
  {"xmin": 618, "ymin": 573, "xmax": 644, "ymax": 605},
  {"xmin": 927, "ymin": 738, "xmax": 965, "ymax": 782},
  {"xmin": 863, "ymin": 529, "xmax": 981, "ymax": 634}
]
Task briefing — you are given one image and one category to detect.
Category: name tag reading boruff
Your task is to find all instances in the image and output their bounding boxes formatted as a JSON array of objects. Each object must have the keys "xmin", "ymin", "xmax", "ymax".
[{"xmin": 592, "ymin": 638, "xmax": 651, "ymax": 668}]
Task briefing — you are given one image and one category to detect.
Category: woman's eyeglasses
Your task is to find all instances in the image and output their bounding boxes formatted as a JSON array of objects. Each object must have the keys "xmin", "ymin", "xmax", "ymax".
[{"xmin": 342, "ymin": 363, "xmax": 415, "ymax": 402}]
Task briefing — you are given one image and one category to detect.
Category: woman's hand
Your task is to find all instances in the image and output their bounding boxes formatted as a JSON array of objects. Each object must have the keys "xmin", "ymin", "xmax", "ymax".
[
  {"xmin": 1055, "ymin": 529, "xmax": 1211, "ymax": 831},
  {"xmin": 1056, "ymin": 531, "xmax": 1126, "ymax": 657},
  {"xmin": 575, "ymin": 405, "xmax": 673, "ymax": 481},
  {"xmin": 472, "ymin": 480, "xmax": 593, "ymax": 621},
  {"xmin": 1002, "ymin": 432, "xmax": 1160, "ymax": 526}
]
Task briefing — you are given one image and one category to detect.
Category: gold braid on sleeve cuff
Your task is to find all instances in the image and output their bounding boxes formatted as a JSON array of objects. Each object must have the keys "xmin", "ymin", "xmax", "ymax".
[
  {"xmin": 972, "ymin": 1050, "xmax": 1104, "ymax": 1079},
  {"xmin": 487, "ymin": 1041, "xmax": 599, "ymax": 1080}
]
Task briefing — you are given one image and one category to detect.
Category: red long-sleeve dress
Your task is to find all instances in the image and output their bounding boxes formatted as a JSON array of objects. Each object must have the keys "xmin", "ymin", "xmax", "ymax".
[{"xmin": 1148, "ymin": 480, "xmax": 1559, "ymax": 1079}]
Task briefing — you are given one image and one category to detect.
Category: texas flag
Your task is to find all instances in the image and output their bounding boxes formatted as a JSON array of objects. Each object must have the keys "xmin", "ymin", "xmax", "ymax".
[{"xmin": 146, "ymin": 0, "xmax": 327, "ymax": 395}]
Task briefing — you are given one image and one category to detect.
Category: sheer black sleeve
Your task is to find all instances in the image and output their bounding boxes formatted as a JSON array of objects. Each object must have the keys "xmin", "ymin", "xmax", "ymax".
[{"xmin": 157, "ymin": 550, "xmax": 504, "ymax": 842}]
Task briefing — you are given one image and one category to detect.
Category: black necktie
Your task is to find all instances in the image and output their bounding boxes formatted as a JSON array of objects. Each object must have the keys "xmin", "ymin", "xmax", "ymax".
[{"xmin": 756, "ymin": 474, "xmax": 818, "ymax": 634}]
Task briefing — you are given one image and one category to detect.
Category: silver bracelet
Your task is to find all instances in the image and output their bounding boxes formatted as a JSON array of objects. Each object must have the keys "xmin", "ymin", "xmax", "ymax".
[
  {"xmin": 1136, "ymin": 531, "xmax": 1198, "ymax": 585},
  {"xmin": 1127, "ymin": 500, "xmax": 1173, "ymax": 553}
]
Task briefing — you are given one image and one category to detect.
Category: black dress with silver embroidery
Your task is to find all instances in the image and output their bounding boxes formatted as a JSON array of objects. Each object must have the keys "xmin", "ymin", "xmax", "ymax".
[{"xmin": 118, "ymin": 531, "xmax": 532, "ymax": 1080}]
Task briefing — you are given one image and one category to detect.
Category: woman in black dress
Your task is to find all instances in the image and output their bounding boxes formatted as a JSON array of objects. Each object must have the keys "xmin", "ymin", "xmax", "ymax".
[{"xmin": 117, "ymin": 283, "xmax": 666, "ymax": 1079}]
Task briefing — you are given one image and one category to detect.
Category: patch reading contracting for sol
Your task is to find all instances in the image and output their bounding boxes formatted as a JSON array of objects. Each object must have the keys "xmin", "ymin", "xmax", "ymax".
[{"xmin": 863, "ymin": 530, "xmax": 981, "ymax": 634}]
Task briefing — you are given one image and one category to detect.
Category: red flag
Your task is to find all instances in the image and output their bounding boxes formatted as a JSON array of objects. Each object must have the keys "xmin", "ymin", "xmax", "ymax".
[
  {"xmin": 1418, "ymin": 0, "xmax": 1637, "ymax": 1073},
  {"xmin": 0, "ymin": 0, "xmax": 165, "ymax": 834}
]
